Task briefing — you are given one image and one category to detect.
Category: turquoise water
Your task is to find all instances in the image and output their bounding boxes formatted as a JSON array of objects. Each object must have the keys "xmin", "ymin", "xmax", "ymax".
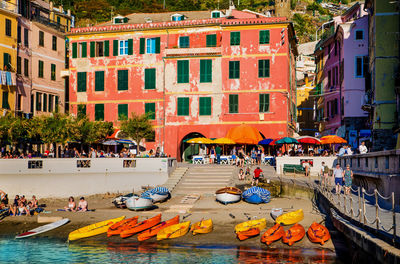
[{"xmin": 0, "ymin": 238, "xmax": 339, "ymax": 263}]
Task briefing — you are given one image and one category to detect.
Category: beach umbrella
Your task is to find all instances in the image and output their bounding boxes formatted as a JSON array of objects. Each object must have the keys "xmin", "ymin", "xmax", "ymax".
[
  {"xmin": 275, "ymin": 137, "xmax": 299, "ymax": 144},
  {"xmin": 258, "ymin": 138, "xmax": 273, "ymax": 145},
  {"xmin": 297, "ymin": 136, "xmax": 321, "ymax": 145},
  {"xmin": 213, "ymin": 138, "xmax": 236, "ymax": 144},
  {"xmin": 186, "ymin": 137, "xmax": 213, "ymax": 144},
  {"xmin": 320, "ymin": 135, "xmax": 347, "ymax": 144},
  {"xmin": 226, "ymin": 124, "xmax": 263, "ymax": 145}
]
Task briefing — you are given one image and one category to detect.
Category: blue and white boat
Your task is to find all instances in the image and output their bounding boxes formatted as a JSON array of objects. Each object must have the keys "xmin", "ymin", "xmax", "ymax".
[
  {"xmin": 126, "ymin": 196, "xmax": 153, "ymax": 210},
  {"xmin": 242, "ymin": 187, "xmax": 271, "ymax": 204},
  {"xmin": 141, "ymin": 187, "xmax": 170, "ymax": 203}
]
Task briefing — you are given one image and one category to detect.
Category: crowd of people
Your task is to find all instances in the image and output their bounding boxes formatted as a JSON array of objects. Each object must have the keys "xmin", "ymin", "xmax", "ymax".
[{"xmin": 0, "ymin": 190, "xmax": 43, "ymax": 216}]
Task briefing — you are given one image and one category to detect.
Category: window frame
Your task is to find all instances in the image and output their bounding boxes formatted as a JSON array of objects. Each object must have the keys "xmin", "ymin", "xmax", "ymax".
[
  {"xmin": 38, "ymin": 60, "xmax": 44, "ymax": 78},
  {"xmin": 229, "ymin": 94, "xmax": 238, "ymax": 114},
  {"xmin": 39, "ymin": 31, "xmax": 44, "ymax": 47},
  {"xmin": 355, "ymin": 56, "xmax": 364, "ymax": 78},
  {"xmin": 119, "ymin": 40, "xmax": 129, "ymax": 56},
  {"xmin": 259, "ymin": 30, "xmax": 270, "ymax": 45},
  {"xmin": 118, "ymin": 104, "xmax": 128, "ymax": 120},
  {"xmin": 179, "ymin": 36, "xmax": 190, "ymax": 48},
  {"xmin": 229, "ymin": 61, "xmax": 240, "ymax": 79},
  {"xmin": 145, "ymin": 102, "xmax": 156, "ymax": 120},
  {"xmin": 200, "ymin": 59, "xmax": 212, "ymax": 83},
  {"xmin": 94, "ymin": 104, "xmax": 104, "ymax": 121},
  {"xmin": 258, "ymin": 59, "xmax": 270, "ymax": 78},
  {"xmin": 177, "ymin": 60, "xmax": 189, "ymax": 83},
  {"xmin": 51, "ymin": 63, "xmax": 56, "ymax": 81},
  {"xmin": 5, "ymin": 19, "xmax": 12, "ymax": 37},
  {"xmin": 206, "ymin": 34, "xmax": 217, "ymax": 47},
  {"xmin": 77, "ymin": 72, "xmax": 87, "ymax": 92},
  {"xmin": 95, "ymin": 71, "xmax": 105, "ymax": 91},
  {"xmin": 24, "ymin": 58, "xmax": 29, "ymax": 77},
  {"xmin": 52, "ymin": 35, "xmax": 57, "ymax": 51},
  {"xmin": 177, "ymin": 97, "xmax": 189, "ymax": 116},
  {"xmin": 355, "ymin": 30, "xmax": 364, "ymax": 40},
  {"xmin": 230, "ymin": 32, "xmax": 240, "ymax": 46},
  {"xmin": 117, "ymin": 69, "xmax": 129, "ymax": 91},
  {"xmin": 259, "ymin": 93, "xmax": 270, "ymax": 113},
  {"xmin": 144, "ymin": 68, "xmax": 156, "ymax": 90},
  {"xmin": 199, "ymin": 97, "xmax": 212, "ymax": 116}
]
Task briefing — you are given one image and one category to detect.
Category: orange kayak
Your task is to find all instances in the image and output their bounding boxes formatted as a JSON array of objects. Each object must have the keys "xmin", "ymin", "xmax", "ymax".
[
  {"xmin": 120, "ymin": 214, "xmax": 161, "ymax": 238},
  {"xmin": 137, "ymin": 215, "xmax": 179, "ymax": 241},
  {"xmin": 307, "ymin": 222, "xmax": 330, "ymax": 245},
  {"xmin": 107, "ymin": 216, "xmax": 138, "ymax": 237},
  {"xmin": 261, "ymin": 223, "xmax": 285, "ymax": 245},
  {"xmin": 236, "ymin": 228, "xmax": 260, "ymax": 241},
  {"xmin": 282, "ymin": 223, "xmax": 305, "ymax": 246}
]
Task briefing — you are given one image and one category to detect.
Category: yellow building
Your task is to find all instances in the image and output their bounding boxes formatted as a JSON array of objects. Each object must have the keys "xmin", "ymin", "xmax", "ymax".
[{"xmin": 0, "ymin": 0, "xmax": 18, "ymax": 115}]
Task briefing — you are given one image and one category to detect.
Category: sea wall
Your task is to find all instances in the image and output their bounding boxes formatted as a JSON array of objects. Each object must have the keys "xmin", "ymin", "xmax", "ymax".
[
  {"xmin": 0, "ymin": 158, "xmax": 176, "ymax": 198},
  {"xmin": 275, "ymin": 156, "xmax": 338, "ymax": 175}
]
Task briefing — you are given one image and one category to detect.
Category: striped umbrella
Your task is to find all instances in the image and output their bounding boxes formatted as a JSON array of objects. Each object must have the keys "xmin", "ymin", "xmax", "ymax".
[{"xmin": 242, "ymin": 187, "xmax": 271, "ymax": 203}]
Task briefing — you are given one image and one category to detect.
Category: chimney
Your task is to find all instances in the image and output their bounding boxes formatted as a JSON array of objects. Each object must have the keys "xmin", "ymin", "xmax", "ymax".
[{"xmin": 226, "ymin": 0, "xmax": 236, "ymax": 16}]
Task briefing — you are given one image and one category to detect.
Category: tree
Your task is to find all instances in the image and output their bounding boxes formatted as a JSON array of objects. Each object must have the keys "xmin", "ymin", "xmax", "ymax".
[
  {"xmin": 68, "ymin": 116, "xmax": 113, "ymax": 147},
  {"xmin": 120, "ymin": 112, "xmax": 154, "ymax": 154}
]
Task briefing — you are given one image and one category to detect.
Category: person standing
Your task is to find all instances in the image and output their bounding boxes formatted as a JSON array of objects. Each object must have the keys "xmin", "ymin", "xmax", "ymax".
[
  {"xmin": 359, "ymin": 141, "xmax": 368, "ymax": 154},
  {"xmin": 343, "ymin": 164, "xmax": 353, "ymax": 195},
  {"xmin": 215, "ymin": 145, "xmax": 222, "ymax": 164},
  {"xmin": 252, "ymin": 167, "xmax": 263, "ymax": 186},
  {"xmin": 320, "ymin": 162, "xmax": 329, "ymax": 187},
  {"xmin": 257, "ymin": 147, "xmax": 262, "ymax": 165},
  {"xmin": 333, "ymin": 164, "xmax": 344, "ymax": 194},
  {"xmin": 209, "ymin": 146, "xmax": 216, "ymax": 164},
  {"xmin": 90, "ymin": 147, "xmax": 97, "ymax": 158}
]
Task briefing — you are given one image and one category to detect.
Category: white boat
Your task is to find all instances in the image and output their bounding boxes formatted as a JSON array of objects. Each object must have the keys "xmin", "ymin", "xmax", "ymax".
[
  {"xmin": 16, "ymin": 218, "xmax": 70, "ymax": 239},
  {"xmin": 149, "ymin": 193, "xmax": 169, "ymax": 203},
  {"xmin": 126, "ymin": 196, "xmax": 153, "ymax": 211},
  {"xmin": 141, "ymin": 187, "xmax": 170, "ymax": 203},
  {"xmin": 215, "ymin": 187, "xmax": 242, "ymax": 205},
  {"xmin": 271, "ymin": 208, "xmax": 283, "ymax": 220}
]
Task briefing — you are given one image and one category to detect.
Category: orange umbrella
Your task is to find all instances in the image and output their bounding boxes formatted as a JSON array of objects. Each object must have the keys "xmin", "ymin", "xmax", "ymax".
[
  {"xmin": 226, "ymin": 124, "xmax": 263, "ymax": 145},
  {"xmin": 320, "ymin": 135, "xmax": 347, "ymax": 144}
]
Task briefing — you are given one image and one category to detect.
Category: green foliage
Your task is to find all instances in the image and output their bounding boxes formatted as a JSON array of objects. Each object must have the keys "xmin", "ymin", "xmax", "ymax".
[
  {"xmin": 69, "ymin": 116, "xmax": 114, "ymax": 145},
  {"xmin": 292, "ymin": 13, "xmax": 319, "ymax": 43},
  {"xmin": 120, "ymin": 112, "xmax": 154, "ymax": 154},
  {"xmin": 306, "ymin": 2, "xmax": 326, "ymax": 15}
]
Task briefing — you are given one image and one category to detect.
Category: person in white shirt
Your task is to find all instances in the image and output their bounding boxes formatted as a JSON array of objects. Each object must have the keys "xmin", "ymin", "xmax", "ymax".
[
  {"xmin": 359, "ymin": 141, "xmax": 368, "ymax": 154},
  {"xmin": 346, "ymin": 145, "xmax": 353, "ymax": 155}
]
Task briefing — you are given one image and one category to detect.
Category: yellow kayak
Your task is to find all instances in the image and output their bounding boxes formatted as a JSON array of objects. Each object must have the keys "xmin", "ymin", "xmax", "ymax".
[
  {"xmin": 68, "ymin": 216, "xmax": 125, "ymax": 241},
  {"xmin": 190, "ymin": 219, "xmax": 213, "ymax": 235},
  {"xmin": 234, "ymin": 218, "xmax": 266, "ymax": 233},
  {"xmin": 157, "ymin": 221, "xmax": 190, "ymax": 240},
  {"xmin": 275, "ymin": 209, "xmax": 304, "ymax": 225}
]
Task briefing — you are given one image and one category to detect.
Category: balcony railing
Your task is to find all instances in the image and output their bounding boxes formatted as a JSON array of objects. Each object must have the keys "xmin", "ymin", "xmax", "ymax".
[
  {"xmin": 32, "ymin": 15, "xmax": 67, "ymax": 33},
  {"xmin": 0, "ymin": 0, "xmax": 18, "ymax": 13}
]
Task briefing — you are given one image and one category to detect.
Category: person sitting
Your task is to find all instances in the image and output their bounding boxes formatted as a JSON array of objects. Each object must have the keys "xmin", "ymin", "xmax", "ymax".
[
  {"xmin": 20, "ymin": 195, "xmax": 27, "ymax": 206},
  {"xmin": 0, "ymin": 189, "xmax": 7, "ymax": 205},
  {"xmin": 77, "ymin": 197, "xmax": 88, "ymax": 212},
  {"xmin": 238, "ymin": 168, "xmax": 244, "ymax": 181},
  {"xmin": 30, "ymin": 195, "xmax": 38, "ymax": 210},
  {"xmin": 252, "ymin": 167, "xmax": 263, "ymax": 186},
  {"xmin": 17, "ymin": 201, "xmax": 28, "ymax": 215},
  {"xmin": 64, "ymin": 196, "xmax": 76, "ymax": 212}
]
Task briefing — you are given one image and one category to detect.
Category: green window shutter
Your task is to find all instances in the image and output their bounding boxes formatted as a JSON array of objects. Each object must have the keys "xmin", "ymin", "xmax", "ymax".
[
  {"xmin": 199, "ymin": 97, "xmax": 211, "ymax": 116},
  {"xmin": 177, "ymin": 60, "xmax": 189, "ymax": 83},
  {"xmin": 36, "ymin": 92, "xmax": 41, "ymax": 111},
  {"xmin": 128, "ymin": 39, "xmax": 133, "ymax": 55},
  {"xmin": 51, "ymin": 64, "xmax": 56, "ymax": 81},
  {"xmin": 200, "ymin": 59, "xmax": 212, "ymax": 83},
  {"xmin": 206, "ymin": 34, "xmax": 217, "ymax": 47},
  {"xmin": 90, "ymin": 41, "xmax": 95, "ymax": 57},
  {"xmin": 118, "ymin": 70, "xmax": 128, "ymax": 90},
  {"xmin": 177, "ymin": 97, "xmax": 189, "ymax": 116},
  {"xmin": 77, "ymin": 104, "xmax": 86, "ymax": 119},
  {"xmin": 43, "ymin": 94, "xmax": 47, "ymax": 112},
  {"xmin": 48, "ymin": 94, "xmax": 53, "ymax": 112},
  {"xmin": 38, "ymin": 60, "xmax": 43, "ymax": 78},
  {"xmin": 145, "ymin": 102, "xmax": 156, "ymax": 120},
  {"xmin": 95, "ymin": 71, "xmax": 104, "ymax": 91},
  {"xmin": 259, "ymin": 94, "xmax": 270, "ymax": 112},
  {"xmin": 259, "ymin": 30, "xmax": 270, "ymax": 44},
  {"xmin": 155, "ymin": 37, "xmax": 160, "ymax": 54},
  {"xmin": 72, "ymin": 42, "xmax": 77, "ymax": 58},
  {"xmin": 139, "ymin": 38, "xmax": 145, "ymax": 54},
  {"xmin": 118, "ymin": 104, "xmax": 128, "ymax": 120},
  {"xmin": 230, "ymin": 32, "xmax": 240, "ymax": 46},
  {"xmin": 95, "ymin": 104, "xmax": 104, "ymax": 121},
  {"xmin": 229, "ymin": 61, "xmax": 240, "ymax": 79},
  {"xmin": 144, "ymin": 68, "xmax": 156, "ymax": 90},
  {"xmin": 258, "ymin": 59, "xmax": 270, "ymax": 78},
  {"xmin": 2, "ymin": 91, "xmax": 9, "ymax": 109},
  {"xmin": 113, "ymin": 40, "xmax": 118, "ymax": 56},
  {"xmin": 229, "ymin": 94, "xmax": 238, "ymax": 113},
  {"xmin": 82, "ymin": 42, "xmax": 87, "ymax": 58},
  {"xmin": 104, "ymin": 40, "xmax": 109, "ymax": 56},
  {"xmin": 77, "ymin": 72, "xmax": 87, "ymax": 92},
  {"xmin": 55, "ymin": 96, "xmax": 59, "ymax": 112},
  {"xmin": 179, "ymin": 36, "xmax": 189, "ymax": 48}
]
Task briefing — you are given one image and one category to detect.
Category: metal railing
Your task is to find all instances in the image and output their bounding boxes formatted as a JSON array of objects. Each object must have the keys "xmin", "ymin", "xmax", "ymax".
[
  {"xmin": 0, "ymin": 0, "xmax": 18, "ymax": 13},
  {"xmin": 318, "ymin": 176, "xmax": 397, "ymax": 245},
  {"xmin": 31, "ymin": 15, "xmax": 67, "ymax": 33}
]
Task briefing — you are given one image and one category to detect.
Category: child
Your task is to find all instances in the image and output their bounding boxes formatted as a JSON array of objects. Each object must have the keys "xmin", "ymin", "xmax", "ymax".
[
  {"xmin": 245, "ymin": 167, "xmax": 251, "ymax": 181},
  {"xmin": 238, "ymin": 168, "xmax": 244, "ymax": 180},
  {"xmin": 252, "ymin": 167, "xmax": 263, "ymax": 186}
]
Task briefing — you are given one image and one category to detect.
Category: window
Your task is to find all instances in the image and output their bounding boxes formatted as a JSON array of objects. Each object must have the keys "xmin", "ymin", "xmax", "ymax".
[
  {"xmin": 5, "ymin": 19, "xmax": 11, "ymax": 37},
  {"xmin": 332, "ymin": 67, "xmax": 336, "ymax": 86},
  {"xmin": 48, "ymin": 94, "xmax": 53, "ymax": 112},
  {"xmin": 17, "ymin": 56, "xmax": 21, "ymax": 74},
  {"xmin": 145, "ymin": 37, "xmax": 160, "ymax": 54},
  {"xmin": 52, "ymin": 36, "xmax": 57, "ymax": 51},
  {"xmin": 328, "ymin": 44, "xmax": 331, "ymax": 58},
  {"xmin": 259, "ymin": 30, "xmax": 270, "ymax": 44},
  {"xmin": 199, "ymin": 97, "xmax": 211, "ymax": 116},
  {"xmin": 259, "ymin": 94, "xmax": 270, "ymax": 113},
  {"xmin": 79, "ymin": 42, "xmax": 87, "ymax": 58},
  {"xmin": 118, "ymin": 104, "xmax": 128, "ymax": 120},
  {"xmin": 177, "ymin": 97, "xmax": 189, "ymax": 116},
  {"xmin": 355, "ymin": 30, "xmax": 363, "ymax": 40},
  {"xmin": 328, "ymin": 70, "xmax": 331, "ymax": 87},
  {"xmin": 17, "ymin": 94, "xmax": 22, "ymax": 111},
  {"xmin": 229, "ymin": 94, "xmax": 238, "ymax": 113},
  {"xmin": 77, "ymin": 104, "xmax": 86, "ymax": 119},
  {"xmin": 200, "ymin": 59, "xmax": 212, "ymax": 83},
  {"xmin": 24, "ymin": 58, "xmax": 29, "ymax": 77},
  {"xmin": 206, "ymin": 34, "xmax": 217, "ymax": 47},
  {"xmin": 3, "ymin": 53, "xmax": 11, "ymax": 70},
  {"xmin": 144, "ymin": 68, "xmax": 156, "ymax": 90},
  {"xmin": 229, "ymin": 61, "xmax": 240, "ymax": 79},
  {"xmin": 2, "ymin": 91, "xmax": 9, "ymax": 109},
  {"xmin": 51, "ymin": 64, "xmax": 56, "ymax": 81},
  {"xmin": 118, "ymin": 70, "xmax": 128, "ymax": 91},
  {"xmin": 119, "ymin": 40, "xmax": 128, "ymax": 55},
  {"xmin": 258, "ymin": 59, "xmax": 270, "ymax": 78},
  {"xmin": 95, "ymin": 104, "xmax": 104, "ymax": 121},
  {"xmin": 57, "ymin": 16, "xmax": 60, "ymax": 25},
  {"xmin": 177, "ymin": 60, "xmax": 189, "ymax": 83},
  {"xmin": 96, "ymin": 42, "xmax": 104, "ymax": 56},
  {"xmin": 38, "ymin": 60, "xmax": 44, "ymax": 78},
  {"xmin": 39, "ymin": 31, "xmax": 44, "ymax": 46},
  {"xmin": 77, "ymin": 72, "xmax": 87, "ymax": 92},
  {"xmin": 145, "ymin": 103, "xmax": 155, "ymax": 120},
  {"xmin": 95, "ymin": 71, "xmax": 104, "ymax": 91},
  {"xmin": 24, "ymin": 28, "xmax": 28, "ymax": 47},
  {"xmin": 30, "ymin": 94, "xmax": 34, "ymax": 113},
  {"xmin": 55, "ymin": 96, "xmax": 59, "ymax": 112},
  {"xmin": 90, "ymin": 41, "xmax": 109, "ymax": 57},
  {"xmin": 179, "ymin": 36, "xmax": 189, "ymax": 48},
  {"xmin": 43, "ymin": 94, "xmax": 47, "ymax": 112},
  {"xmin": 355, "ymin": 56, "xmax": 364, "ymax": 78},
  {"xmin": 211, "ymin": 11, "xmax": 220, "ymax": 18},
  {"xmin": 172, "ymin": 14, "xmax": 184, "ymax": 21},
  {"xmin": 17, "ymin": 26, "xmax": 21, "ymax": 43},
  {"xmin": 36, "ymin": 92, "xmax": 42, "ymax": 111},
  {"xmin": 230, "ymin": 32, "xmax": 240, "ymax": 46}
]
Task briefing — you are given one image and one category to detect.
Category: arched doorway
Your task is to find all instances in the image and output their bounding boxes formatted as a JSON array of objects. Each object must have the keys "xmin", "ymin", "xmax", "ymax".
[{"xmin": 179, "ymin": 132, "xmax": 206, "ymax": 162}]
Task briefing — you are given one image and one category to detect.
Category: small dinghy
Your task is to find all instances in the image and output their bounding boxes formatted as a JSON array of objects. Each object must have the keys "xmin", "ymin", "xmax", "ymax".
[
  {"xmin": 190, "ymin": 219, "xmax": 213, "ymax": 235},
  {"xmin": 69, "ymin": 216, "xmax": 125, "ymax": 241},
  {"xmin": 120, "ymin": 214, "xmax": 162, "ymax": 238},
  {"xmin": 141, "ymin": 187, "xmax": 170, "ymax": 203},
  {"xmin": 270, "ymin": 208, "xmax": 283, "ymax": 220},
  {"xmin": 16, "ymin": 218, "xmax": 70, "ymax": 239},
  {"xmin": 235, "ymin": 218, "xmax": 266, "ymax": 233},
  {"xmin": 215, "ymin": 187, "xmax": 242, "ymax": 204},
  {"xmin": 112, "ymin": 193, "xmax": 135, "ymax": 208},
  {"xmin": 157, "ymin": 221, "xmax": 191, "ymax": 240},
  {"xmin": 275, "ymin": 209, "xmax": 304, "ymax": 226},
  {"xmin": 261, "ymin": 223, "xmax": 285, "ymax": 245},
  {"xmin": 126, "ymin": 196, "xmax": 153, "ymax": 211},
  {"xmin": 307, "ymin": 222, "xmax": 331, "ymax": 245},
  {"xmin": 282, "ymin": 223, "xmax": 305, "ymax": 246},
  {"xmin": 242, "ymin": 187, "xmax": 271, "ymax": 204},
  {"xmin": 137, "ymin": 215, "xmax": 180, "ymax": 241},
  {"xmin": 107, "ymin": 216, "xmax": 138, "ymax": 237},
  {"xmin": 236, "ymin": 228, "xmax": 260, "ymax": 241}
]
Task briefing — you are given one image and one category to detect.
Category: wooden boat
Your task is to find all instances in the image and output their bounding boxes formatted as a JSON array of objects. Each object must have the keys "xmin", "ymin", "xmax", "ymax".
[
  {"xmin": 190, "ymin": 219, "xmax": 213, "ymax": 235},
  {"xmin": 68, "ymin": 216, "xmax": 125, "ymax": 241},
  {"xmin": 235, "ymin": 218, "xmax": 266, "ymax": 233},
  {"xmin": 126, "ymin": 196, "xmax": 153, "ymax": 211},
  {"xmin": 107, "ymin": 216, "xmax": 138, "ymax": 237},
  {"xmin": 282, "ymin": 223, "xmax": 305, "ymax": 246},
  {"xmin": 270, "ymin": 208, "xmax": 283, "ymax": 220},
  {"xmin": 275, "ymin": 209, "xmax": 304, "ymax": 225},
  {"xmin": 261, "ymin": 223, "xmax": 285, "ymax": 245},
  {"xmin": 137, "ymin": 215, "xmax": 180, "ymax": 241},
  {"xmin": 157, "ymin": 221, "xmax": 190, "ymax": 240},
  {"xmin": 307, "ymin": 222, "xmax": 331, "ymax": 245},
  {"xmin": 236, "ymin": 228, "xmax": 260, "ymax": 241},
  {"xmin": 120, "ymin": 214, "xmax": 161, "ymax": 238},
  {"xmin": 16, "ymin": 218, "xmax": 70, "ymax": 239},
  {"xmin": 215, "ymin": 187, "xmax": 242, "ymax": 204}
]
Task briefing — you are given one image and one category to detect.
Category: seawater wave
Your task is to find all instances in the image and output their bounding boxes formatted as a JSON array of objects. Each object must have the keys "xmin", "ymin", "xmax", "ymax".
[{"xmin": 0, "ymin": 238, "xmax": 338, "ymax": 264}]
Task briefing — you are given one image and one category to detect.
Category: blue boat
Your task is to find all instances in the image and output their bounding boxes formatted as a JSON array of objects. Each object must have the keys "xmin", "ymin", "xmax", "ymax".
[
  {"xmin": 242, "ymin": 187, "xmax": 271, "ymax": 204},
  {"xmin": 141, "ymin": 187, "xmax": 170, "ymax": 203}
]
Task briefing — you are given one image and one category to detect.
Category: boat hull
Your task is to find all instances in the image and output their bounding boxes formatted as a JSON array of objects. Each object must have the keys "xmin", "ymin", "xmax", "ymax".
[
  {"xmin": 190, "ymin": 219, "xmax": 213, "ymax": 235},
  {"xmin": 261, "ymin": 223, "xmax": 285, "ymax": 245},
  {"xmin": 307, "ymin": 222, "xmax": 330, "ymax": 245},
  {"xmin": 235, "ymin": 218, "xmax": 266, "ymax": 233},
  {"xmin": 137, "ymin": 215, "xmax": 180, "ymax": 241},
  {"xmin": 126, "ymin": 196, "xmax": 153, "ymax": 211},
  {"xmin": 270, "ymin": 208, "xmax": 283, "ymax": 220},
  {"xmin": 16, "ymin": 219, "xmax": 70, "ymax": 239},
  {"xmin": 120, "ymin": 214, "xmax": 162, "ymax": 238},
  {"xmin": 157, "ymin": 221, "xmax": 190, "ymax": 240},
  {"xmin": 243, "ymin": 194, "xmax": 263, "ymax": 204},
  {"xmin": 69, "ymin": 216, "xmax": 125, "ymax": 241},
  {"xmin": 282, "ymin": 223, "xmax": 305, "ymax": 246},
  {"xmin": 276, "ymin": 209, "xmax": 304, "ymax": 225},
  {"xmin": 216, "ymin": 193, "xmax": 241, "ymax": 204},
  {"xmin": 107, "ymin": 216, "xmax": 138, "ymax": 237},
  {"xmin": 150, "ymin": 193, "xmax": 169, "ymax": 203},
  {"xmin": 237, "ymin": 228, "xmax": 260, "ymax": 241}
]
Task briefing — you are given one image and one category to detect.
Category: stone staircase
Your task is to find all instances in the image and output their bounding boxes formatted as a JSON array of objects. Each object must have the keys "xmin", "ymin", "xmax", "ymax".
[{"xmin": 162, "ymin": 167, "xmax": 188, "ymax": 192}]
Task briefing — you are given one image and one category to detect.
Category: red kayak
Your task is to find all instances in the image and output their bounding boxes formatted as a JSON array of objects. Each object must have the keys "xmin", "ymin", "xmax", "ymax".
[
  {"xmin": 107, "ymin": 216, "xmax": 138, "ymax": 237},
  {"xmin": 236, "ymin": 228, "xmax": 260, "ymax": 241},
  {"xmin": 120, "ymin": 214, "xmax": 161, "ymax": 238},
  {"xmin": 261, "ymin": 223, "xmax": 285, "ymax": 245},
  {"xmin": 282, "ymin": 223, "xmax": 305, "ymax": 246},
  {"xmin": 307, "ymin": 222, "xmax": 331, "ymax": 245},
  {"xmin": 137, "ymin": 215, "xmax": 180, "ymax": 241}
]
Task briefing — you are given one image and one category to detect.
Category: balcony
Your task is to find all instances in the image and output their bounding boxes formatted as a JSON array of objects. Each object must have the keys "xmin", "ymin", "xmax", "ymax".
[
  {"xmin": 32, "ymin": 15, "xmax": 67, "ymax": 33},
  {"xmin": 0, "ymin": 0, "xmax": 18, "ymax": 14},
  {"xmin": 165, "ymin": 46, "xmax": 222, "ymax": 57}
]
